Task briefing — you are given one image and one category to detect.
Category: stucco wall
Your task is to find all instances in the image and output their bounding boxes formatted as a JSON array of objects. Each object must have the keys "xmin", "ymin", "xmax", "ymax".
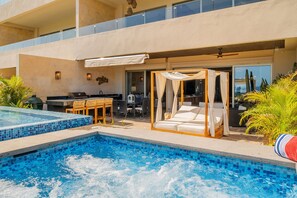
[
  {"xmin": 38, "ymin": 14, "xmax": 75, "ymax": 36},
  {"xmin": 115, "ymin": 0, "xmax": 186, "ymax": 18},
  {"xmin": 19, "ymin": 54, "xmax": 124, "ymax": 101},
  {"xmin": 0, "ymin": 67, "xmax": 16, "ymax": 78},
  {"xmin": 79, "ymin": 0, "xmax": 115, "ymax": 27},
  {"xmin": 76, "ymin": 0, "xmax": 297, "ymax": 60},
  {"xmin": 0, "ymin": 25, "xmax": 34, "ymax": 46},
  {"xmin": 273, "ymin": 49, "xmax": 296, "ymax": 78}
]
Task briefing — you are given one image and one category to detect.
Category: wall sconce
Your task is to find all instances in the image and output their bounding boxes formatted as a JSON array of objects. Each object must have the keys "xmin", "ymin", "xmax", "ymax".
[
  {"xmin": 139, "ymin": 76, "xmax": 144, "ymax": 82},
  {"xmin": 86, "ymin": 73, "xmax": 92, "ymax": 80},
  {"xmin": 55, "ymin": 71, "xmax": 61, "ymax": 80}
]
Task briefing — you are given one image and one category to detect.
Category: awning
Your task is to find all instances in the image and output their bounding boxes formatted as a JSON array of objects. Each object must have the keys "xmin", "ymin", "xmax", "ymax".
[{"xmin": 85, "ymin": 54, "xmax": 149, "ymax": 68}]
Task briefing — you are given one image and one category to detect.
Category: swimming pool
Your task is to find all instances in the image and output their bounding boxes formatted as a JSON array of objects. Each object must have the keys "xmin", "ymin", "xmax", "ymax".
[
  {"xmin": 0, "ymin": 135, "xmax": 296, "ymax": 197},
  {"xmin": 0, "ymin": 106, "xmax": 92, "ymax": 141}
]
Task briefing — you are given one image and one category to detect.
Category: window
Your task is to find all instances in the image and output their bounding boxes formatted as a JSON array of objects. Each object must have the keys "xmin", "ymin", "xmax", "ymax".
[
  {"xmin": 173, "ymin": 0, "xmax": 200, "ymax": 18},
  {"xmin": 233, "ymin": 65, "xmax": 271, "ymax": 105}
]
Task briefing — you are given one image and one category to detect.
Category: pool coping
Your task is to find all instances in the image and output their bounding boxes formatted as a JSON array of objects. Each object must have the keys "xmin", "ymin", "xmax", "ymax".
[{"xmin": 0, "ymin": 125, "xmax": 296, "ymax": 171}]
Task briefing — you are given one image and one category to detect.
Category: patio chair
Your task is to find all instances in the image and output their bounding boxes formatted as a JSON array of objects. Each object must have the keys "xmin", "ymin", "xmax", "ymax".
[
  {"xmin": 135, "ymin": 98, "xmax": 149, "ymax": 117},
  {"xmin": 117, "ymin": 100, "xmax": 128, "ymax": 117},
  {"xmin": 65, "ymin": 100, "xmax": 86, "ymax": 115},
  {"xmin": 127, "ymin": 94, "xmax": 135, "ymax": 105}
]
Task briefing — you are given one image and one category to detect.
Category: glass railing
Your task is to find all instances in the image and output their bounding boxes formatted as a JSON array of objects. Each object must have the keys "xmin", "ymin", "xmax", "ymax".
[
  {"xmin": 79, "ymin": 7, "xmax": 166, "ymax": 36},
  {"xmin": 79, "ymin": 0, "xmax": 264, "ymax": 37},
  {"xmin": 0, "ymin": 0, "xmax": 264, "ymax": 53},
  {"xmin": 0, "ymin": 0, "xmax": 10, "ymax": 6},
  {"xmin": 0, "ymin": 29, "xmax": 76, "ymax": 53}
]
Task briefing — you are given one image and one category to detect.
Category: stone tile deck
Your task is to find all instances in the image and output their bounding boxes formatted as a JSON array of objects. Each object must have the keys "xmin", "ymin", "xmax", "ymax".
[{"xmin": 0, "ymin": 117, "xmax": 295, "ymax": 170}]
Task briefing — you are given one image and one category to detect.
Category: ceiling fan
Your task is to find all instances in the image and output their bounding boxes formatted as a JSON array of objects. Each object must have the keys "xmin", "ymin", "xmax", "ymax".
[{"xmin": 215, "ymin": 48, "xmax": 238, "ymax": 58}]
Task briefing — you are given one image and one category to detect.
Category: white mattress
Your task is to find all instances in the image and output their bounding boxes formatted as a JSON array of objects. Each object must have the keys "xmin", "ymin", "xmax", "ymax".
[
  {"xmin": 177, "ymin": 123, "xmax": 208, "ymax": 135},
  {"xmin": 154, "ymin": 121, "xmax": 182, "ymax": 131},
  {"xmin": 192, "ymin": 108, "xmax": 223, "ymax": 126}
]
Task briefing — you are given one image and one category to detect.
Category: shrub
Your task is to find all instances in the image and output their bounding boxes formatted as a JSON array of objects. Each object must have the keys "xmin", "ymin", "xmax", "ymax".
[
  {"xmin": 240, "ymin": 73, "xmax": 297, "ymax": 145},
  {"xmin": 0, "ymin": 76, "xmax": 32, "ymax": 108}
]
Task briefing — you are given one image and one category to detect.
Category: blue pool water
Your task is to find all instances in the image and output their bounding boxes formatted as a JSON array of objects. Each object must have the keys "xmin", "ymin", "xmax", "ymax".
[
  {"xmin": 0, "ymin": 135, "xmax": 296, "ymax": 197},
  {"xmin": 0, "ymin": 106, "xmax": 92, "ymax": 141},
  {"xmin": 0, "ymin": 109, "xmax": 59, "ymax": 128}
]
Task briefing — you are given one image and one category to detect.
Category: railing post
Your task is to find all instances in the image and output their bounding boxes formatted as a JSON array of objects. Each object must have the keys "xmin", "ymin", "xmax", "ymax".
[
  {"xmin": 166, "ymin": 5, "xmax": 173, "ymax": 19},
  {"xmin": 200, "ymin": 0, "xmax": 203, "ymax": 13},
  {"xmin": 143, "ymin": 13, "xmax": 146, "ymax": 24},
  {"xmin": 232, "ymin": 0, "xmax": 235, "ymax": 7}
]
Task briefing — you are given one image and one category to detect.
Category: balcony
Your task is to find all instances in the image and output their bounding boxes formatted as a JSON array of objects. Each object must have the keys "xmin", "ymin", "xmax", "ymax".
[
  {"xmin": 0, "ymin": 29, "xmax": 76, "ymax": 53},
  {"xmin": 0, "ymin": 0, "xmax": 264, "ymax": 54}
]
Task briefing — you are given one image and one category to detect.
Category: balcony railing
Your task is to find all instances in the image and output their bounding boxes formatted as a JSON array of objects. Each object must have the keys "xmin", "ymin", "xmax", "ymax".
[
  {"xmin": 0, "ymin": 0, "xmax": 10, "ymax": 6},
  {"xmin": 0, "ymin": 0, "xmax": 264, "ymax": 53},
  {"xmin": 0, "ymin": 29, "xmax": 76, "ymax": 53},
  {"xmin": 80, "ymin": 0, "xmax": 263, "ymax": 36}
]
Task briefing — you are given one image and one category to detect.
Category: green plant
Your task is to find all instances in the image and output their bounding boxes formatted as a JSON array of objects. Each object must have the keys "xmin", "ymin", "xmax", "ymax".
[
  {"xmin": 0, "ymin": 76, "xmax": 32, "ymax": 108},
  {"xmin": 260, "ymin": 78, "xmax": 269, "ymax": 92},
  {"xmin": 240, "ymin": 73, "xmax": 297, "ymax": 145}
]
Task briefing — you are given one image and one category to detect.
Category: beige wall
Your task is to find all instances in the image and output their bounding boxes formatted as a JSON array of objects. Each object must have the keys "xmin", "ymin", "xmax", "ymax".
[
  {"xmin": 0, "ymin": 67, "xmax": 16, "ymax": 78},
  {"xmin": 79, "ymin": 0, "xmax": 115, "ymax": 27},
  {"xmin": 273, "ymin": 49, "xmax": 296, "ymax": 79},
  {"xmin": 38, "ymin": 14, "xmax": 75, "ymax": 35},
  {"xmin": 114, "ymin": 0, "xmax": 185, "ymax": 18},
  {"xmin": 0, "ymin": 24, "xmax": 34, "ymax": 46},
  {"xmin": 0, "ymin": 0, "xmax": 55, "ymax": 23},
  {"xmin": 76, "ymin": 0, "xmax": 297, "ymax": 60},
  {"xmin": 19, "ymin": 55, "xmax": 124, "ymax": 101}
]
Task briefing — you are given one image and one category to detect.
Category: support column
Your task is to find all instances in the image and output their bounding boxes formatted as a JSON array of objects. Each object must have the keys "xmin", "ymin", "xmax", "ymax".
[
  {"xmin": 144, "ymin": 70, "xmax": 147, "ymax": 97},
  {"xmin": 165, "ymin": 58, "xmax": 173, "ymax": 113},
  {"xmin": 75, "ymin": 0, "xmax": 80, "ymax": 37}
]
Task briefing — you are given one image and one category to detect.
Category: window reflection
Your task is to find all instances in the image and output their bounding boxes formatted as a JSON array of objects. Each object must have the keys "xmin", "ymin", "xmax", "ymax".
[
  {"xmin": 234, "ymin": 65, "xmax": 271, "ymax": 96},
  {"xmin": 173, "ymin": 0, "xmax": 200, "ymax": 18},
  {"xmin": 202, "ymin": 0, "xmax": 232, "ymax": 12},
  {"xmin": 235, "ymin": 0, "xmax": 264, "ymax": 6}
]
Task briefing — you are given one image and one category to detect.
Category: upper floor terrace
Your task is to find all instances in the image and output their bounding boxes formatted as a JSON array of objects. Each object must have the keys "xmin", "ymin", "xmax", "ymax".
[{"xmin": 0, "ymin": 0, "xmax": 267, "ymax": 54}]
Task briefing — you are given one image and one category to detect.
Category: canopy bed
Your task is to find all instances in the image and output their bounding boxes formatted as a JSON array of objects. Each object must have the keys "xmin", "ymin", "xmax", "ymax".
[{"xmin": 150, "ymin": 69, "xmax": 229, "ymax": 138}]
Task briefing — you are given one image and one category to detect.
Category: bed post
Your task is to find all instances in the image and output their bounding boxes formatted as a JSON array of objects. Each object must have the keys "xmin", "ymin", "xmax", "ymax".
[
  {"xmin": 204, "ymin": 69, "xmax": 209, "ymax": 137},
  {"xmin": 227, "ymin": 72, "xmax": 230, "ymax": 126},
  {"xmin": 150, "ymin": 71, "xmax": 155, "ymax": 129},
  {"xmin": 181, "ymin": 81, "xmax": 184, "ymax": 105}
]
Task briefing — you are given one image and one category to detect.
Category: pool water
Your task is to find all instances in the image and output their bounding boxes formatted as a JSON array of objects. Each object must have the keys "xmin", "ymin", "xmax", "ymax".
[
  {"xmin": 0, "ymin": 109, "xmax": 59, "ymax": 128},
  {"xmin": 0, "ymin": 135, "xmax": 296, "ymax": 198},
  {"xmin": 0, "ymin": 106, "xmax": 92, "ymax": 141}
]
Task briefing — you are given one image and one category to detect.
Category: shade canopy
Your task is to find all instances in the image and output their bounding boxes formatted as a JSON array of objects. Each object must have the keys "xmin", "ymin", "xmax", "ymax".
[
  {"xmin": 161, "ymin": 70, "xmax": 219, "ymax": 81},
  {"xmin": 85, "ymin": 54, "xmax": 149, "ymax": 68}
]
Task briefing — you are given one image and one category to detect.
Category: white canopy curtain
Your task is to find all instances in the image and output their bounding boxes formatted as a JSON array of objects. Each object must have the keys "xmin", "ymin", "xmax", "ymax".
[
  {"xmin": 155, "ymin": 73, "xmax": 166, "ymax": 122},
  {"xmin": 161, "ymin": 70, "xmax": 206, "ymax": 81},
  {"xmin": 220, "ymin": 72, "xmax": 229, "ymax": 135},
  {"xmin": 208, "ymin": 70, "xmax": 217, "ymax": 137},
  {"xmin": 171, "ymin": 80, "xmax": 180, "ymax": 117}
]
